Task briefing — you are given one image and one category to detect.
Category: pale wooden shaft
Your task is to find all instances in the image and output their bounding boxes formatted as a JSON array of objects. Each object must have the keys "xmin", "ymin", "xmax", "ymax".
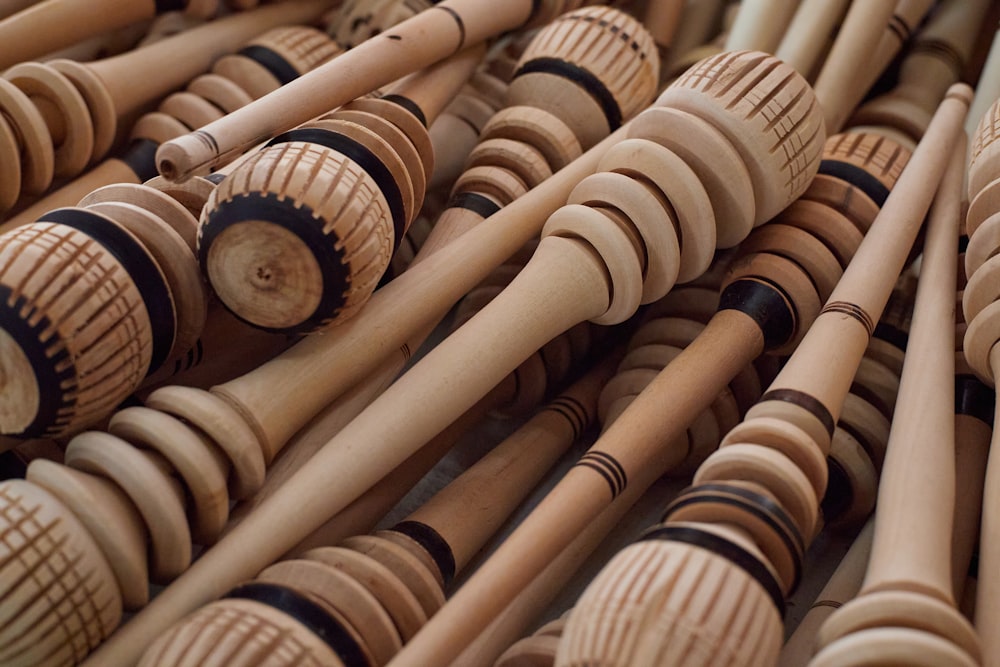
[
  {"xmin": 82, "ymin": 233, "xmax": 612, "ymax": 666},
  {"xmin": 0, "ymin": 0, "xmax": 155, "ymax": 70},
  {"xmin": 288, "ymin": 384, "xmax": 510, "ymax": 556},
  {"xmin": 812, "ymin": 0, "xmax": 898, "ymax": 132},
  {"xmin": 662, "ymin": 0, "xmax": 726, "ymax": 71},
  {"xmin": 91, "ymin": 0, "xmax": 332, "ymax": 117},
  {"xmin": 405, "ymin": 356, "xmax": 615, "ymax": 573},
  {"xmin": 155, "ymin": 0, "xmax": 547, "ymax": 178},
  {"xmin": 779, "ymin": 520, "xmax": 874, "ymax": 667},
  {"xmin": 756, "ymin": 86, "xmax": 970, "ymax": 436},
  {"xmin": 853, "ymin": 141, "xmax": 962, "ymax": 602},
  {"xmin": 208, "ymin": 126, "xmax": 624, "ymax": 457},
  {"xmin": 775, "ymin": 0, "xmax": 849, "ymax": 77},
  {"xmin": 723, "ymin": 0, "xmax": 799, "ymax": 53},
  {"xmin": 391, "ymin": 310, "xmax": 765, "ymax": 667},
  {"xmin": 978, "ymin": 368, "xmax": 1000, "ymax": 667}
]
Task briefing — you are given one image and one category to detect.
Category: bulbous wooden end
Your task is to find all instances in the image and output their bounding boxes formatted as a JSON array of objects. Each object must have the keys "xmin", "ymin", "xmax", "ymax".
[
  {"xmin": 0, "ymin": 220, "xmax": 155, "ymax": 438},
  {"xmin": 199, "ymin": 140, "xmax": 395, "ymax": 333},
  {"xmin": 510, "ymin": 5, "xmax": 659, "ymax": 150},
  {"xmin": 138, "ymin": 598, "xmax": 346, "ymax": 667},
  {"xmin": 558, "ymin": 528, "xmax": 783, "ymax": 667},
  {"xmin": 0, "ymin": 479, "xmax": 121, "ymax": 667},
  {"xmin": 658, "ymin": 50, "xmax": 825, "ymax": 225}
]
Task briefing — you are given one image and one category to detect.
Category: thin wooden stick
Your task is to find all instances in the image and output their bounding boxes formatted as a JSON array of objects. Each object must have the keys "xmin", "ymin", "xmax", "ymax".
[
  {"xmin": 812, "ymin": 137, "xmax": 977, "ymax": 667},
  {"xmin": 154, "ymin": 0, "xmax": 591, "ymax": 180}
]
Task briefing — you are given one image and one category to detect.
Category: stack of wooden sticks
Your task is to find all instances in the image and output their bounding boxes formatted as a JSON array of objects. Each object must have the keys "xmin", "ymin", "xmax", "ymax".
[{"xmin": 1, "ymin": 1, "xmax": 1000, "ymax": 666}]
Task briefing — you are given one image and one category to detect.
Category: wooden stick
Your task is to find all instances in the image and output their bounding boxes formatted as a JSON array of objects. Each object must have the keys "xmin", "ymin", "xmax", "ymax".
[
  {"xmin": 812, "ymin": 136, "xmax": 977, "ymax": 667},
  {"xmin": 0, "ymin": 24, "xmax": 342, "ymax": 234},
  {"xmin": 850, "ymin": 0, "xmax": 993, "ymax": 145},
  {"xmin": 779, "ymin": 520, "xmax": 875, "ymax": 667},
  {"xmin": 154, "ymin": 0, "xmax": 591, "ymax": 180},
  {"xmin": 775, "ymin": 0, "xmax": 850, "ymax": 78},
  {"xmin": 78, "ymin": 50, "xmax": 822, "ymax": 666}
]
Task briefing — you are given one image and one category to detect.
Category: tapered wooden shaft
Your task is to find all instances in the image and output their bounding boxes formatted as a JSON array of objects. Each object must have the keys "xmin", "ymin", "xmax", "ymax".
[
  {"xmin": 723, "ymin": 0, "xmax": 799, "ymax": 53},
  {"xmin": 0, "ymin": 0, "xmax": 183, "ymax": 71},
  {"xmin": 812, "ymin": 138, "xmax": 977, "ymax": 667},
  {"xmin": 155, "ymin": 0, "xmax": 590, "ymax": 179},
  {"xmin": 0, "ymin": 0, "xmax": 331, "ymax": 215},
  {"xmin": 775, "ymin": 0, "xmax": 849, "ymax": 78},
  {"xmin": 779, "ymin": 520, "xmax": 875, "ymax": 667},
  {"xmin": 554, "ymin": 86, "xmax": 969, "ymax": 667}
]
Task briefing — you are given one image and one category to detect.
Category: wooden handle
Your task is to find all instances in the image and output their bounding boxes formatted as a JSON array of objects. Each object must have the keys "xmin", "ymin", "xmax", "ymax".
[
  {"xmin": 775, "ymin": 0, "xmax": 850, "ymax": 78},
  {"xmin": 723, "ymin": 0, "xmax": 800, "ymax": 53},
  {"xmin": 330, "ymin": 0, "xmax": 434, "ymax": 50},
  {"xmin": 154, "ymin": 0, "xmax": 587, "ymax": 180}
]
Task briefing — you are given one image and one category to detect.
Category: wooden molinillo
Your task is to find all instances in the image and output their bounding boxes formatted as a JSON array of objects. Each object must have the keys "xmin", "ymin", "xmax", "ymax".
[
  {"xmin": 811, "ymin": 136, "xmax": 975, "ymax": 667},
  {"xmin": 198, "ymin": 4, "xmax": 658, "ymax": 333},
  {"xmin": 2, "ymin": 23, "xmax": 343, "ymax": 233},
  {"xmin": 551, "ymin": 85, "xmax": 970, "ymax": 667},
  {"xmin": 70, "ymin": 51, "xmax": 821, "ymax": 667},
  {"xmin": 154, "ymin": 0, "xmax": 593, "ymax": 180},
  {"xmin": 330, "ymin": 0, "xmax": 434, "ymax": 49},
  {"xmin": 961, "ymin": 97, "xmax": 1000, "ymax": 667},
  {"xmin": 136, "ymin": 354, "xmax": 620, "ymax": 667},
  {"xmin": 0, "ymin": 0, "xmax": 330, "ymax": 216}
]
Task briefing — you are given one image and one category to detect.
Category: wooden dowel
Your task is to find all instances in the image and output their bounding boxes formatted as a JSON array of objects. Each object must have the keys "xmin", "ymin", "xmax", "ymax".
[
  {"xmin": 812, "ymin": 137, "xmax": 978, "ymax": 667},
  {"xmin": 723, "ymin": 0, "xmax": 799, "ymax": 53},
  {"xmin": 775, "ymin": 0, "xmax": 849, "ymax": 78},
  {"xmin": 154, "ymin": 0, "xmax": 588, "ymax": 180},
  {"xmin": 553, "ymin": 85, "xmax": 969, "ymax": 667}
]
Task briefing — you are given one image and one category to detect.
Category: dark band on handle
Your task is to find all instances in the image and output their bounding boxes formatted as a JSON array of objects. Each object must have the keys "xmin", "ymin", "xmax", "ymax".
[
  {"xmin": 390, "ymin": 521, "xmax": 456, "ymax": 586},
  {"xmin": 718, "ymin": 278, "xmax": 797, "ymax": 350}
]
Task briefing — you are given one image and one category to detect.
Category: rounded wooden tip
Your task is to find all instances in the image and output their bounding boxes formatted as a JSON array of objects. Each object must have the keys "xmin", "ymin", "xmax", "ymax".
[
  {"xmin": 560, "ymin": 533, "xmax": 783, "ymax": 666},
  {"xmin": 658, "ymin": 50, "xmax": 826, "ymax": 224}
]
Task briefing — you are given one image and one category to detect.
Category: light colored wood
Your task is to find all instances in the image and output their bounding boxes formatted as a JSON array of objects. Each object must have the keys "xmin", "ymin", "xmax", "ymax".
[
  {"xmin": 850, "ymin": 0, "xmax": 993, "ymax": 143},
  {"xmin": 723, "ymin": 0, "xmax": 799, "ymax": 53},
  {"xmin": 80, "ymin": 51, "xmax": 823, "ymax": 666},
  {"xmin": 779, "ymin": 520, "xmax": 874, "ymax": 667},
  {"xmin": 812, "ymin": 0, "xmax": 913, "ymax": 133},
  {"xmin": 155, "ymin": 0, "xmax": 588, "ymax": 179},
  {"xmin": 0, "ymin": 0, "xmax": 332, "ymax": 216},
  {"xmin": 775, "ymin": 0, "xmax": 849, "ymax": 78},
  {"xmin": 813, "ymin": 138, "xmax": 979, "ymax": 666}
]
